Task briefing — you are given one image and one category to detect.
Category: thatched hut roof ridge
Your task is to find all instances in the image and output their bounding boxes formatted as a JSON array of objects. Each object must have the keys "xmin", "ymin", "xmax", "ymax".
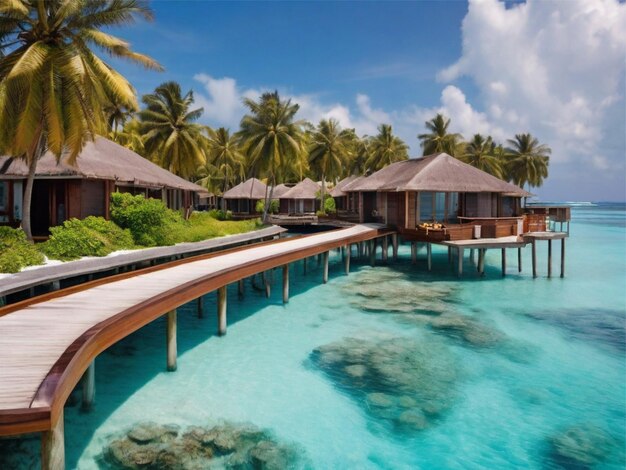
[
  {"xmin": 0, "ymin": 136, "xmax": 204, "ymax": 192},
  {"xmin": 280, "ymin": 177, "xmax": 321, "ymax": 200},
  {"xmin": 347, "ymin": 153, "xmax": 531, "ymax": 197},
  {"xmin": 222, "ymin": 178, "xmax": 267, "ymax": 199}
]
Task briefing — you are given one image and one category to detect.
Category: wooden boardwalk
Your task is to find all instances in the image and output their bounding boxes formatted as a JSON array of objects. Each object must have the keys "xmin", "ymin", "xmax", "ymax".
[{"xmin": 0, "ymin": 224, "xmax": 389, "ymax": 468}]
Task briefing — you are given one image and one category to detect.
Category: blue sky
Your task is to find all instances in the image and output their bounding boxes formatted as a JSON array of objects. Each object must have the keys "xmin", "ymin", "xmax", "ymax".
[{"xmin": 111, "ymin": 1, "xmax": 626, "ymax": 202}]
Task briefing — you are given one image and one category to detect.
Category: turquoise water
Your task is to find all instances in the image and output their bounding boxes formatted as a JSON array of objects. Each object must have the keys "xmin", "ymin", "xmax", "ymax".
[{"xmin": 2, "ymin": 204, "xmax": 625, "ymax": 469}]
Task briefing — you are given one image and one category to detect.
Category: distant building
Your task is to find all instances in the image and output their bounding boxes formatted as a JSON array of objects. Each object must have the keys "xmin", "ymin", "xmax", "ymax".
[
  {"xmin": 0, "ymin": 136, "xmax": 205, "ymax": 235},
  {"xmin": 278, "ymin": 178, "xmax": 321, "ymax": 214},
  {"xmin": 222, "ymin": 178, "xmax": 267, "ymax": 217}
]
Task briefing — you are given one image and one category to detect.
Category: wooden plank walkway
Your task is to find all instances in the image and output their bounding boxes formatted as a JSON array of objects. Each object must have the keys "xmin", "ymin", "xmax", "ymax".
[
  {"xmin": 0, "ymin": 224, "xmax": 388, "ymax": 440},
  {"xmin": 0, "ymin": 226, "xmax": 286, "ymax": 298}
]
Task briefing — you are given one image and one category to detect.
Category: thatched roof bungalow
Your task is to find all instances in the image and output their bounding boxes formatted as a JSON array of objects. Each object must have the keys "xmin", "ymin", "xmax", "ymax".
[
  {"xmin": 221, "ymin": 178, "xmax": 267, "ymax": 216},
  {"xmin": 345, "ymin": 153, "xmax": 531, "ymax": 239},
  {"xmin": 330, "ymin": 175, "xmax": 365, "ymax": 211},
  {"xmin": 278, "ymin": 178, "xmax": 321, "ymax": 214},
  {"xmin": 0, "ymin": 136, "xmax": 204, "ymax": 235}
]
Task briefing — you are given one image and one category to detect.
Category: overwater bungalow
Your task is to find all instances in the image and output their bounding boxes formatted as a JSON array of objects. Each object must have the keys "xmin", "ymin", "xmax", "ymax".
[
  {"xmin": 221, "ymin": 178, "xmax": 267, "ymax": 218},
  {"xmin": 278, "ymin": 177, "xmax": 322, "ymax": 214},
  {"xmin": 331, "ymin": 175, "xmax": 365, "ymax": 213},
  {"xmin": 345, "ymin": 152, "xmax": 532, "ymax": 241},
  {"xmin": 0, "ymin": 136, "xmax": 205, "ymax": 235},
  {"xmin": 270, "ymin": 183, "xmax": 291, "ymax": 199}
]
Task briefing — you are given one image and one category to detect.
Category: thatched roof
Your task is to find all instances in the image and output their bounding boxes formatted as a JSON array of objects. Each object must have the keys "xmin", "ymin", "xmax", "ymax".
[
  {"xmin": 0, "ymin": 136, "xmax": 204, "ymax": 192},
  {"xmin": 222, "ymin": 178, "xmax": 267, "ymax": 199},
  {"xmin": 280, "ymin": 177, "xmax": 320, "ymax": 200},
  {"xmin": 331, "ymin": 175, "xmax": 363, "ymax": 197},
  {"xmin": 270, "ymin": 183, "xmax": 291, "ymax": 198},
  {"xmin": 347, "ymin": 153, "xmax": 531, "ymax": 197}
]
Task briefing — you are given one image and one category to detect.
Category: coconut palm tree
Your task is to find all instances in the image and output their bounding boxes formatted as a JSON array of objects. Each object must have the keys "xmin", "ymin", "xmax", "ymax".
[
  {"xmin": 139, "ymin": 81, "xmax": 207, "ymax": 179},
  {"xmin": 308, "ymin": 119, "xmax": 354, "ymax": 209},
  {"xmin": 237, "ymin": 91, "xmax": 305, "ymax": 222},
  {"xmin": 366, "ymin": 124, "xmax": 409, "ymax": 171},
  {"xmin": 505, "ymin": 133, "xmax": 551, "ymax": 190},
  {"xmin": 111, "ymin": 118, "xmax": 145, "ymax": 156},
  {"xmin": 418, "ymin": 113, "xmax": 463, "ymax": 156},
  {"xmin": 347, "ymin": 133, "xmax": 370, "ymax": 176},
  {"xmin": 459, "ymin": 134, "xmax": 503, "ymax": 178},
  {"xmin": 0, "ymin": 0, "xmax": 161, "ymax": 240},
  {"xmin": 205, "ymin": 127, "xmax": 245, "ymax": 195}
]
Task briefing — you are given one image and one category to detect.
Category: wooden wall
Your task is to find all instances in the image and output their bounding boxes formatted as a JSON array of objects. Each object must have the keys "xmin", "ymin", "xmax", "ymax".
[{"xmin": 80, "ymin": 181, "xmax": 106, "ymax": 218}]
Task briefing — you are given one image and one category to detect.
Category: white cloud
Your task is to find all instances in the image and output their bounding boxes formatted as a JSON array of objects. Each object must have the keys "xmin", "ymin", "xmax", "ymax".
[{"xmin": 438, "ymin": 0, "xmax": 626, "ymax": 171}]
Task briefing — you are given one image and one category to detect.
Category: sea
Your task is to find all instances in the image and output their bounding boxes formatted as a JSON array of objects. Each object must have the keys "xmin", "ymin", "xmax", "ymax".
[{"xmin": 1, "ymin": 203, "xmax": 625, "ymax": 469}]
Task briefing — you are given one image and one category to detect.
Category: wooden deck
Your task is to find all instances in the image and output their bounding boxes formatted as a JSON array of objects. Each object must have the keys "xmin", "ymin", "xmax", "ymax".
[
  {"xmin": 1, "ymin": 226, "xmax": 286, "ymax": 299},
  {"xmin": 0, "ymin": 224, "xmax": 389, "ymax": 440}
]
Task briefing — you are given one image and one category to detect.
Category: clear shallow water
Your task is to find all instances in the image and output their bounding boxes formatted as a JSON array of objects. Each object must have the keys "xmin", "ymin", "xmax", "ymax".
[{"xmin": 2, "ymin": 204, "xmax": 625, "ymax": 469}]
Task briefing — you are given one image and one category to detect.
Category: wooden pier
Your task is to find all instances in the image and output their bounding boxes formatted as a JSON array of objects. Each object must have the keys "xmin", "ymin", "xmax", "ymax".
[{"xmin": 0, "ymin": 224, "xmax": 390, "ymax": 469}]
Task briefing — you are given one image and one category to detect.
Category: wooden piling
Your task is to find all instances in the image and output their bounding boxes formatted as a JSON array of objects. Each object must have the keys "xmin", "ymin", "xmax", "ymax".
[
  {"xmin": 51, "ymin": 280, "xmax": 60, "ymax": 291},
  {"xmin": 518, "ymin": 248, "xmax": 522, "ymax": 272},
  {"xmin": 392, "ymin": 234, "xmax": 398, "ymax": 261},
  {"xmin": 41, "ymin": 410, "xmax": 64, "ymax": 470},
  {"xmin": 560, "ymin": 238, "xmax": 565, "ymax": 278},
  {"xmin": 217, "ymin": 286, "xmax": 227, "ymax": 336},
  {"xmin": 82, "ymin": 361, "xmax": 95, "ymax": 411},
  {"xmin": 323, "ymin": 251, "xmax": 329, "ymax": 283},
  {"xmin": 264, "ymin": 273, "xmax": 271, "ymax": 298},
  {"xmin": 501, "ymin": 248, "xmax": 506, "ymax": 277},
  {"xmin": 411, "ymin": 242, "xmax": 417, "ymax": 264},
  {"xmin": 448, "ymin": 247, "xmax": 452, "ymax": 264},
  {"xmin": 166, "ymin": 310, "xmax": 177, "ymax": 371},
  {"xmin": 548, "ymin": 239, "xmax": 553, "ymax": 278},
  {"xmin": 457, "ymin": 247, "xmax": 464, "ymax": 277},
  {"xmin": 427, "ymin": 243, "xmax": 432, "ymax": 272},
  {"xmin": 344, "ymin": 245, "xmax": 351, "ymax": 274},
  {"xmin": 478, "ymin": 249, "xmax": 485, "ymax": 276},
  {"xmin": 470, "ymin": 248, "xmax": 475, "ymax": 265},
  {"xmin": 532, "ymin": 240, "xmax": 537, "ymax": 278},
  {"xmin": 370, "ymin": 240, "xmax": 376, "ymax": 266},
  {"xmin": 303, "ymin": 257, "xmax": 308, "ymax": 274},
  {"xmin": 382, "ymin": 236, "xmax": 388, "ymax": 262},
  {"xmin": 238, "ymin": 279, "xmax": 244, "ymax": 298},
  {"xmin": 282, "ymin": 264, "xmax": 289, "ymax": 303},
  {"xmin": 197, "ymin": 296, "xmax": 203, "ymax": 318}
]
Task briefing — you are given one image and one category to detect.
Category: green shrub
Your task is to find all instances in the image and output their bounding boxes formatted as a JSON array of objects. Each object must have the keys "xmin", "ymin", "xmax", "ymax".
[
  {"xmin": 110, "ymin": 192, "xmax": 181, "ymax": 246},
  {"xmin": 40, "ymin": 216, "xmax": 135, "ymax": 261},
  {"xmin": 171, "ymin": 212, "xmax": 262, "ymax": 243},
  {"xmin": 208, "ymin": 209, "xmax": 233, "ymax": 221},
  {"xmin": 255, "ymin": 199, "xmax": 279, "ymax": 214},
  {"xmin": 0, "ymin": 227, "xmax": 45, "ymax": 273},
  {"xmin": 324, "ymin": 196, "xmax": 336, "ymax": 214}
]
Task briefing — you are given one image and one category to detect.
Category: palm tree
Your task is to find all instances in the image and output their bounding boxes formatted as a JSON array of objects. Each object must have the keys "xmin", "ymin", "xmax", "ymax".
[
  {"xmin": 505, "ymin": 133, "xmax": 551, "ymax": 190},
  {"xmin": 347, "ymin": 133, "xmax": 371, "ymax": 176},
  {"xmin": 459, "ymin": 134, "xmax": 503, "ymax": 178},
  {"xmin": 366, "ymin": 124, "xmax": 409, "ymax": 171},
  {"xmin": 111, "ymin": 118, "xmax": 146, "ymax": 156},
  {"xmin": 139, "ymin": 81, "xmax": 207, "ymax": 179},
  {"xmin": 105, "ymin": 100, "xmax": 136, "ymax": 135},
  {"xmin": 205, "ymin": 127, "xmax": 245, "ymax": 196},
  {"xmin": 0, "ymin": 0, "xmax": 161, "ymax": 240},
  {"xmin": 418, "ymin": 113, "xmax": 463, "ymax": 156},
  {"xmin": 237, "ymin": 91, "xmax": 305, "ymax": 222},
  {"xmin": 308, "ymin": 119, "xmax": 353, "ymax": 209}
]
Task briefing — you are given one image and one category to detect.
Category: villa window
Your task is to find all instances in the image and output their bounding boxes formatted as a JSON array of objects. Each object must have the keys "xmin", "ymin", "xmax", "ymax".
[
  {"xmin": 0, "ymin": 181, "xmax": 6, "ymax": 212},
  {"xmin": 416, "ymin": 192, "xmax": 459, "ymax": 223}
]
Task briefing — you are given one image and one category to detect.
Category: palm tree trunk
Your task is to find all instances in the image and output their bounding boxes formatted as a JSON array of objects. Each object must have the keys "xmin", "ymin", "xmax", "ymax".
[
  {"xmin": 22, "ymin": 152, "xmax": 40, "ymax": 242},
  {"xmin": 320, "ymin": 174, "xmax": 326, "ymax": 214},
  {"xmin": 262, "ymin": 176, "xmax": 275, "ymax": 224}
]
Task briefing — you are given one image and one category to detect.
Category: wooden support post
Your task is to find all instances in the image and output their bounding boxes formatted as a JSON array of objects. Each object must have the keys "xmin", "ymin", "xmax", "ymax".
[
  {"xmin": 344, "ymin": 245, "xmax": 351, "ymax": 275},
  {"xmin": 457, "ymin": 247, "xmax": 464, "ymax": 278},
  {"xmin": 238, "ymin": 279, "xmax": 244, "ymax": 298},
  {"xmin": 217, "ymin": 286, "xmax": 227, "ymax": 336},
  {"xmin": 264, "ymin": 272, "xmax": 271, "ymax": 298},
  {"xmin": 392, "ymin": 234, "xmax": 398, "ymax": 261},
  {"xmin": 166, "ymin": 310, "xmax": 177, "ymax": 371},
  {"xmin": 51, "ymin": 280, "xmax": 60, "ymax": 291},
  {"xmin": 470, "ymin": 248, "xmax": 475, "ymax": 265},
  {"xmin": 532, "ymin": 240, "xmax": 537, "ymax": 278},
  {"xmin": 282, "ymin": 264, "xmax": 289, "ymax": 303},
  {"xmin": 501, "ymin": 248, "xmax": 506, "ymax": 277},
  {"xmin": 382, "ymin": 236, "xmax": 388, "ymax": 262},
  {"xmin": 303, "ymin": 257, "xmax": 307, "ymax": 274},
  {"xmin": 478, "ymin": 249, "xmax": 486, "ymax": 276},
  {"xmin": 427, "ymin": 243, "xmax": 432, "ymax": 272},
  {"xmin": 518, "ymin": 248, "xmax": 522, "ymax": 273},
  {"xmin": 448, "ymin": 247, "xmax": 452, "ymax": 264},
  {"xmin": 547, "ymin": 239, "xmax": 553, "ymax": 278},
  {"xmin": 317, "ymin": 254, "xmax": 321, "ymax": 267},
  {"xmin": 41, "ymin": 410, "xmax": 64, "ymax": 470},
  {"xmin": 82, "ymin": 360, "xmax": 95, "ymax": 411},
  {"xmin": 370, "ymin": 240, "xmax": 376, "ymax": 266},
  {"xmin": 197, "ymin": 296, "xmax": 203, "ymax": 318},
  {"xmin": 323, "ymin": 251, "xmax": 329, "ymax": 283},
  {"xmin": 560, "ymin": 238, "xmax": 565, "ymax": 278},
  {"xmin": 411, "ymin": 242, "xmax": 417, "ymax": 264}
]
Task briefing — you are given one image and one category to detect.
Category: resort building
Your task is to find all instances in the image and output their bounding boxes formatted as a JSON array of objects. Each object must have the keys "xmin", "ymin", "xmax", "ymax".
[
  {"xmin": 221, "ymin": 177, "xmax": 267, "ymax": 217},
  {"xmin": 278, "ymin": 177, "xmax": 321, "ymax": 214},
  {"xmin": 0, "ymin": 136, "xmax": 205, "ymax": 235},
  {"xmin": 345, "ymin": 152, "xmax": 531, "ymax": 241},
  {"xmin": 331, "ymin": 175, "xmax": 364, "ymax": 212}
]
